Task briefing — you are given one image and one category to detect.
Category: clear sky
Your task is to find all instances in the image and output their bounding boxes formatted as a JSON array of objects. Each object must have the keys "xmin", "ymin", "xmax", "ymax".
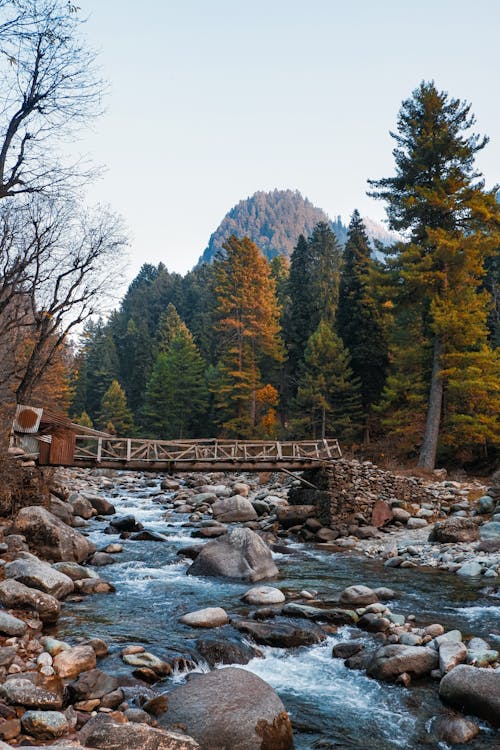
[{"xmin": 74, "ymin": 0, "xmax": 500, "ymax": 279}]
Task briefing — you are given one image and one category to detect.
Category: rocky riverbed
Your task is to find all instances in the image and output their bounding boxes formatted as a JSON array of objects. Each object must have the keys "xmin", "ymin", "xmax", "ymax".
[{"xmin": 0, "ymin": 464, "xmax": 497, "ymax": 748}]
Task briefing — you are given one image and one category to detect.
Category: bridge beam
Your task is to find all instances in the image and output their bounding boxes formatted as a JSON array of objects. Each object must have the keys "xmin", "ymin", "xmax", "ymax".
[{"xmin": 68, "ymin": 459, "xmax": 326, "ymax": 473}]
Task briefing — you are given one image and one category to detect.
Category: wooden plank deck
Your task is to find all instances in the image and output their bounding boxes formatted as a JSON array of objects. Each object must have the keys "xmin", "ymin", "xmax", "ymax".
[{"xmin": 50, "ymin": 436, "xmax": 342, "ymax": 472}]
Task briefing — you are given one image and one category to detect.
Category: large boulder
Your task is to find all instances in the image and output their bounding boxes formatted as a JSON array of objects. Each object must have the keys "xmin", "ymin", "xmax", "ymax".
[
  {"xmin": 212, "ymin": 496, "xmax": 258, "ymax": 523},
  {"xmin": 159, "ymin": 667, "xmax": 293, "ymax": 750},
  {"xmin": 0, "ymin": 579, "xmax": 60, "ymax": 622},
  {"xmin": 13, "ymin": 506, "xmax": 96, "ymax": 562},
  {"xmin": 428, "ymin": 518, "xmax": 479, "ymax": 544},
  {"xmin": 367, "ymin": 644, "xmax": 438, "ymax": 682},
  {"xmin": 4, "ymin": 552, "xmax": 74, "ymax": 598},
  {"xmin": 439, "ymin": 664, "xmax": 500, "ymax": 726},
  {"xmin": 79, "ymin": 713, "xmax": 200, "ymax": 749},
  {"xmin": 187, "ymin": 528, "xmax": 279, "ymax": 582},
  {"xmin": 0, "ymin": 678, "xmax": 63, "ymax": 708}
]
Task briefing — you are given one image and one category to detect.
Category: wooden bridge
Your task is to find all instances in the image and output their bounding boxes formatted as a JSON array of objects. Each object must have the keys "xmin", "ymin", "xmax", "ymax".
[{"xmin": 10, "ymin": 405, "xmax": 341, "ymax": 473}]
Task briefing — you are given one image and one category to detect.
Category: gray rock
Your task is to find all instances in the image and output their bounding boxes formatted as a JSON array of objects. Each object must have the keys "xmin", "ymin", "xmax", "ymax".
[
  {"xmin": 82, "ymin": 493, "xmax": 116, "ymax": 515},
  {"xmin": 282, "ymin": 602, "xmax": 358, "ymax": 625},
  {"xmin": 79, "ymin": 713, "xmax": 199, "ymax": 749},
  {"xmin": 5, "ymin": 553, "xmax": 74, "ymax": 598},
  {"xmin": 439, "ymin": 640, "xmax": 467, "ymax": 674},
  {"xmin": 391, "ymin": 508, "xmax": 411, "ymax": 522},
  {"xmin": 187, "ymin": 528, "xmax": 279, "ymax": 582},
  {"xmin": 0, "ymin": 678, "xmax": 62, "ymax": 708},
  {"xmin": 21, "ymin": 710, "xmax": 69, "ymax": 739},
  {"xmin": 242, "ymin": 585, "xmax": 285, "ymax": 605},
  {"xmin": 367, "ymin": 644, "xmax": 438, "ymax": 681},
  {"xmin": 0, "ymin": 609, "xmax": 28, "ymax": 636},
  {"xmin": 121, "ymin": 651, "xmax": 171, "ymax": 676},
  {"xmin": 48, "ymin": 496, "xmax": 74, "ymax": 526},
  {"xmin": 439, "ymin": 664, "xmax": 500, "ymax": 726},
  {"xmin": 158, "ymin": 667, "xmax": 293, "ymax": 750},
  {"xmin": 196, "ymin": 637, "xmax": 257, "ymax": 667},
  {"xmin": 480, "ymin": 521, "xmax": 500, "ymax": 539},
  {"xmin": 53, "ymin": 645, "xmax": 97, "ymax": 679},
  {"xmin": 456, "ymin": 561, "xmax": 483, "ymax": 577},
  {"xmin": 0, "ymin": 579, "xmax": 60, "ymax": 623},
  {"xmin": 434, "ymin": 630, "xmax": 462, "ymax": 647},
  {"xmin": 428, "ymin": 715, "xmax": 479, "ymax": 744},
  {"xmin": 68, "ymin": 493, "xmax": 94, "ymax": 520},
  {"xmin": 179, "ymin": 607, "xmax": 229, "ymax": 628},
  {"xmin": 235, "ymin": 618, "xmax": 325, "ymax": 648},
  {"xmin": 53, "ymin": 561, "xmax": 97, "ymax": 580},
  {"xmin": 67, "ymin": 669, "xmax": 119, "ymax": 702},
  {"xmin": 428, "ymin": 517, "xmax": 480, "ymax": 543},
  {"xmin": 407, "ymin": 517, "xmax": 428, "ymax": 529},
  {"xmin": 467, "ymin": 638, "xmax": 499, "ymax": 666},
  {"xmin": 212, "ymin": 495, "xmax": 258, "ymax": 523},
  {"xmin": 276, "ymin": 505, "xmax": 317, "ymax": 528},
  {"xmin": 478, "ymin": 495, "xmax": 495, "ymax": 513},
  {"xmin": 13, "ymin": 506, "xmax": 96, "ymax": 562},
  {"xmin": 339, "ymin": 584, "xmax": 378, "ymax": 606}
]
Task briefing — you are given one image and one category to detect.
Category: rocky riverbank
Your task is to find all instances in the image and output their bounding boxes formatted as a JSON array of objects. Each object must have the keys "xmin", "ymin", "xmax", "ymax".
[{"xmin": 0, "ymin": 464, "xmax": 497, "ymax": 748}]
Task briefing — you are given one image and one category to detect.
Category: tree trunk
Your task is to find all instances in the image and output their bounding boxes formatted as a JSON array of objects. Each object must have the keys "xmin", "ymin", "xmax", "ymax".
[
  {"xmin": 321, "ymin": 406, "xmax": 326, "ymax": 439},
  {"xmin": 418, "ymin": 336, "xmax": 443, "ymax": 470}
]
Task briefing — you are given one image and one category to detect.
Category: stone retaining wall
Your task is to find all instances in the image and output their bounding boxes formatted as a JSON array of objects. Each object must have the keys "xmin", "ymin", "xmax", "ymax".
[{"xmin": 289, "ymin": 459, "xmax": 438, "ymax": 529}]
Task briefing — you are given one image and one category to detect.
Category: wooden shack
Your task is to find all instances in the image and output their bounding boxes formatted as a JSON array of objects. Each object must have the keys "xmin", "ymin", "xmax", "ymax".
[{"xmin": 12, "ymin": 405, "xmax": 110, "ymax": 466}]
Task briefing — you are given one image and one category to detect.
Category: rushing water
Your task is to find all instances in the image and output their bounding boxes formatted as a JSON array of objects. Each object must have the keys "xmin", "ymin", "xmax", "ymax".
[{"xmin": 56, "ymin": 474, "xmax": 500, "ymax": 749}]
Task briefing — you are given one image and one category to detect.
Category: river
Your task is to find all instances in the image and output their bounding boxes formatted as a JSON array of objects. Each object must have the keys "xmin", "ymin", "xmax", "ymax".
[{"xmin": 55, "ymin": 473, "xmax": 500, "ymax": 749}]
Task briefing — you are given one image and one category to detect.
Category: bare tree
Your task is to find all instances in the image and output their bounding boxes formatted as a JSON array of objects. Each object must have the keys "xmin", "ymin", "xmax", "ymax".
[
  {"xmin": 0, "ymin": 195, "xmax": 127, "ymax": 402},
  {"xmin": 0, "ymin": 0, "xmax": 103, "ymax": 198}
]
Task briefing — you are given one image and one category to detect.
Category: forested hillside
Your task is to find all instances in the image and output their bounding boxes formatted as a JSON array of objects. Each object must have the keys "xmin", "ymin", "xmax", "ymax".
[
  {"xmin": 70, "ymin": 83, "xmax": 500, "ymax": 470},
  {"xmin": 199, "ymin": 189, "xmax": 347, "ymax": 263}
]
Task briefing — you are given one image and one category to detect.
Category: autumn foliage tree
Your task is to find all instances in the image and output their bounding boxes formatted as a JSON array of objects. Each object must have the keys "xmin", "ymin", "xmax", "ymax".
[
  {"xmin": 212, "ymin": 235, "xmax": 284, "ymax": 436},
  {"xmin": 369, "ymin": 81, "xmax": 500, "ymax": 467}
]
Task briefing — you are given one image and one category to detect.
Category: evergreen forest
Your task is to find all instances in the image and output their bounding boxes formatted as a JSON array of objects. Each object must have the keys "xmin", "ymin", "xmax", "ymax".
[{"xmin": 68, "ymin": 82, "xmax": 500, "ymax": 470}]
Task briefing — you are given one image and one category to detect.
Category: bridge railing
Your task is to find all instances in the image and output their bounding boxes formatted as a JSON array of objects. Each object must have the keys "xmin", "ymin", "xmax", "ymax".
[{"xmin": 73, "ymin": 436, "xmax": 342, "ymax": 465}]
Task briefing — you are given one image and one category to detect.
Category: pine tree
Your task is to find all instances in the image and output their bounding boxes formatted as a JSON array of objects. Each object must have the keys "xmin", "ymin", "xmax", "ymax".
[
  {"xmin": 285, "ymin": 223, "xmax": 343, "ymax": 396},
  {"xmin": 98, "ymin": 380, "xmax": 135, "ymax": 435},
  {"xmin": 336, "ymin": 210, "xmax": 388, "ymax": 442},
  {"xmin": 369, "ymin": 81, "xmax": 500, "ymax": 467},
  {"xmin": 75, "ymin": 411, "xmax": 93, "ymax": 429},
  {"xmin": 293, "ymin": 319, "xmax": 362, "ymax": 441},
  {"xmin": 81, "ymin": 320, "xmax": 120, "ymax": 421},
  {"xmin": 143, "ymin": 323, "xmax": 208, "ymax": 439},
  {"xmin": 212, "ymin": 235, "xmax": 284, "ymax": 436},
  {"xmin": 155, "ymin": 303, "xmax": 184, "ymax": 354}
]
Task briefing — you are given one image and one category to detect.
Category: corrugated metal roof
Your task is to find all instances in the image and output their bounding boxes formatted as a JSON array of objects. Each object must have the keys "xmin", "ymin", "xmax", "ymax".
[{"xmin": 13, "ymin": 405, "xmax": 43, "ymax": 433}]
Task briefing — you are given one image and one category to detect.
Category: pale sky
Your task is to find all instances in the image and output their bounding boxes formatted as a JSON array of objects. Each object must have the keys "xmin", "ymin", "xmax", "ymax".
[{"xmin": 73, "ymin": 0, "xmax": 500, "ymax": 279}]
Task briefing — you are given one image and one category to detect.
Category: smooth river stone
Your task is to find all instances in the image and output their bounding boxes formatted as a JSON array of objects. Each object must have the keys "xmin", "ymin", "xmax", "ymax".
[
  {"xmin": 242, "ymin": 585, "xmax": 285, "ymax": 605},
  {"xmin": 179, "ymin": 607, "xmax": 229, "ymax": 628}
]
